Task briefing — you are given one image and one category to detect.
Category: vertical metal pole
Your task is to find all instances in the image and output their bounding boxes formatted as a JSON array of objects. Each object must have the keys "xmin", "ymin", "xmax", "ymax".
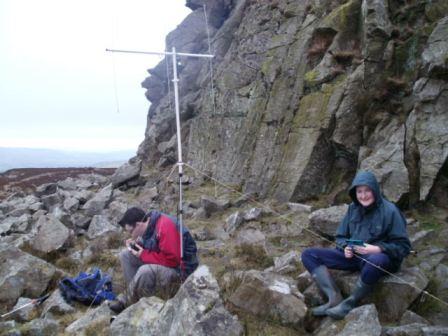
[{"xmin": 171, "ymin": 47, "xmax": 183, "ymax": 258}]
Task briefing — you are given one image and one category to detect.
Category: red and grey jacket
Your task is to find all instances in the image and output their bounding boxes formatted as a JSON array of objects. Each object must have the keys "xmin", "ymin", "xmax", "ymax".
[{"xmin": 139, "ymin": 212, "xmax": 181, "ymax": 268}]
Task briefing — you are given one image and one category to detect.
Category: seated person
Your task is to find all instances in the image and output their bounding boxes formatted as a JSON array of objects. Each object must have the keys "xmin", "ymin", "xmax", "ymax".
[
  {"xmin": 109, "ymin": 207, "xmax": 181, "ymax": 314},
  {"xmin": 301, "ymin": 171, "xmax": 411, "ymax": 319}
]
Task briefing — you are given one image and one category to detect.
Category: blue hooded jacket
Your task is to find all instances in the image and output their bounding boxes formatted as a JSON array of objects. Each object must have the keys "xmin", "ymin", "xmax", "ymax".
[{"xmin": 335, "ymin": 171, "xmax": 411, "ymax": 271}]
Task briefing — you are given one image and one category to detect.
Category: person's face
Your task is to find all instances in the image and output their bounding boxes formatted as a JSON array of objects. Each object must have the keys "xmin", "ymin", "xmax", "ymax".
[
  {"xmin": 356, "ymin": 185, "xmax": 375, "ymax": 207},
  {"xmin": 125, "ymin": 224, "xmax": 135, "ymax": 235},
  {"xmin": 125, "ymin": 216, "xmax": 149, "ymax": 238}
]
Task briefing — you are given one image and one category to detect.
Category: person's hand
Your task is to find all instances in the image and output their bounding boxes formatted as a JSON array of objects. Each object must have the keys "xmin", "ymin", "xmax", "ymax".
[
  {"xmin": 125, "ymin": 238, "xmax": 133, "ymax": 247},
  {"xmin": 344, "ymin": 245, "xmax": 354, "ymax": 258},
  {"xmin": 128, "ymin": 242, "xmax": 143, "ymax": 258},
  {"xmin": 354, "ymin": 243, "xmax": 382, "ymax": 255}
]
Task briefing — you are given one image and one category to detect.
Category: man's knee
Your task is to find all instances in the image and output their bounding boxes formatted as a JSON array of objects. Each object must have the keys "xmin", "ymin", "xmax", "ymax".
[
  {"xmin": 134, "ymin": 264, "xmax": 157, "ymax": 283},
  {"xmin": 131, "ymin": 265, "xmax": 179, "ymax": 300},
  {"xmin": 301, "ymin": 248, "xmax": 317, "ymax": 263}
]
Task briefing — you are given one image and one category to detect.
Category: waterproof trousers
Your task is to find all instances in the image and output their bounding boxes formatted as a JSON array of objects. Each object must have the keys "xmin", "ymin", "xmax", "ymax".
[
  {"xmin": 301, "ymin": 247, "xmax": 393, "ymax": 285},
  {"xmin": 119, "ymin": 249, "xmax": 179, "ymax": 305}
]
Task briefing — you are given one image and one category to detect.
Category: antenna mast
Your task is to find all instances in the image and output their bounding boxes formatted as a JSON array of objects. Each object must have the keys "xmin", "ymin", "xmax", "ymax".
[{"xmin": 106, "ymin": 47, "xmax": 213, "ymax": 259}]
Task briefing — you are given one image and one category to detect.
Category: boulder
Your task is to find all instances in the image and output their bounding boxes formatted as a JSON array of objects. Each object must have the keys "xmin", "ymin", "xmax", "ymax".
[
  {"xmin": 50, "ymin": 206, "xmax": 73, "ymax": 228},
  {"xmin": 110, "ymin": 160, "xmax": 142, "ymax": 188},
  {"xmin": 35, "ymin": 183, "xmax": 58, "ymax": 197},
  {"xmin": 63, "ymin": 197, "xmax": 79, "ymax": 213},
  {"xmin": 41, "ymin": 289, "xmax": 75, "ymax": 318},
  {"xmin": 235, "ymin": 228, "xmax": 266, "ymax": 248},
  {"xmin": 191, "ymin": 227, "xmax": 216, "ymax": 241},
  {"xmin": 266, "ymin": 250, "xmax": 302, "ymax": 275},
  {"xmin": 243, "ymin": 207, "xmax": 263, "ymax": 221},
  {"xmin": 337, "ymin": 304, "xmax": 382, "ymax": 336},
  {"xmin": 21, "ymin": 317, "xmax": 60, "ymax": 336},
  {"xmin": 147, "ymin": 265, "xmax": 244, "ymax": 335},
  {"xmin": 421, "ymin": 16, "xmax": 448, "ymax": 77},
  {"xmin": 338, "ymin": 267, "xmax": 429, "ymax": 322},
  {"xmin": 313, "ymin": 304, "xmax": 381, "ymax": 336},
  {"xmin": 410, "ymin": 230, "xmax": 435, "ymax": 246},
  {"xmin": 10, "ymin": 297, "xmax": 36, "ymax": 322},
  {"xmin": 41, "ymin": 193, "xmax": 63, "ymax": 212},
  {"xmin": 225, "ymin": 211, "xmax": 244, "ymax": 234},
  {"xmin": 0, "ymin": 246, "xmax": 56, "ymax": 309},
  {"xmin": 82, "ymin": 184, "xmax": 113, "ymax": 216},
  {"xmin": 288, "ymin": 202, "xmax": 313, "ymax": 213},
  {"xmin": 144, "ymin": 186, "xmax": 159, "ymax": 200},
  {"xmin": 200, "ymin": 195, "xmax": 230, "ymax": 217},
  {"xmin": 297, "ymin": 271, "xmax": 313, "ymax": 293},
  {"xmin": 435, "ymin": 264, "xmax": 448, "ymax": 291},
  {"xmin": 157, "ymin": 134, "xmax": 177, "ymax": 154},
  {"xmin": 399, "ymin": 310, "xmax": 430, "ymax": 326},
  {"xmin": 192, "ymin": 207, "xmax": 208, "ymax": 220},
  {"xmin": 29, "ymin": 215, "xmax": 70, "ymax": 253},
  {"xmin": 422, "ymin": 326, "xmax": 448, "ymax": 335},
  {"xmin": 0, "ymin": 214, "xmax": 30, "ymax": 235},
  {"xmin": 71, "ymin": 212, "xmax": 91, "ymax": 230},
  {"xmin": 406, "ymin": 78, "xmax": 448, "ymax": 201},
  {"xmin": 57, "ymin": 177, "xmax": 88, "ymax": 190},
  {"xmin": 0, "ymin": 321, "xmax": 19, "ymax": 335},
  {"xmin": 65, "ymin": 301, "xmax": 112, "ymax": 334},
  {"xmin": 308, "ymin": 204, "xmax": 348, "ymax": 237},
  {"xmin": 382, "ymin": 323, "xmax": 432, "ymax": 336},
  {"xmin": 359, "ymin": 119, "xmax": 409, "ymax": 203},
  {"xmin": 109, "ymin": 296, "xmax": 165, "ymax": 335},
  {"xmin": 228, "ymin": 270, "xmax": 307, "ymax": 328},
  {"xmin": 86, "ymin": 215, "xmax": 120, "ymax": 240},
  {"xmin": 103, "ymin": 200, "xmax": 127, "ymax": 223}
]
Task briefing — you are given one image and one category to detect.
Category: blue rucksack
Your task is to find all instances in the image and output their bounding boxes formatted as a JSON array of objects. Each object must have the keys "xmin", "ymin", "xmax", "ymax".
[{"xmin": 58, "ymin": 268, "xmax": 116, "ymax": 305}]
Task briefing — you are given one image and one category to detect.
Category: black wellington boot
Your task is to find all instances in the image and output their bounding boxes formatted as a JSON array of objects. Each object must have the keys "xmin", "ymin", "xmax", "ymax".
[
  {"xmin": 311, "ymin": 265, "xmax": 343, "ymax": 316},
  {"xmin": 326, "ymin": 278, "xmax": 374, "ymax": 320}
]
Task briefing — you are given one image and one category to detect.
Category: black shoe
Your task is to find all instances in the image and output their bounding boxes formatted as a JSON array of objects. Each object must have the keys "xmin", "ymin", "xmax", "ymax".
[{"xmin": 108, "ymin": 300, "xmax": 125, "ymax": 314}]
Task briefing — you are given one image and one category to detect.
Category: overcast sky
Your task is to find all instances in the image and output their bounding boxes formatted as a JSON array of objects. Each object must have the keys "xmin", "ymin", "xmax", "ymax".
[{"xmin": 0, "ymin": 0, "xmax": 191, "ymax": 153}]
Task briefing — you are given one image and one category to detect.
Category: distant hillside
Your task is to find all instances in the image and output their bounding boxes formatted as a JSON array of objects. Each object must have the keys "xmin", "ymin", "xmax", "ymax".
[{"xmin": 0, "ymin": 147, "xmax": 135, "ymax": 172}]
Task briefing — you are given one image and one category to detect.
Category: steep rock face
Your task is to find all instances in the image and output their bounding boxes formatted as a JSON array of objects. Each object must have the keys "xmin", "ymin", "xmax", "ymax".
[{"xmin": 139, "ymin": 0, "xmax": 448, "ymax": 205}]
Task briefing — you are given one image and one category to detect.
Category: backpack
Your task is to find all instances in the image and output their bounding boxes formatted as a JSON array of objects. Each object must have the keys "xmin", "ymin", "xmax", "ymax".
[
  {"xmin": 58, "ymin": 268, "xmax": 116, "ymax": 305},
  {"xmin": 178, "ymin": 224, "xmax": 199, "ymax": 280},
  {"xmin": 145, "ymin": 211, "xmax": 199, "ymax": 281}
]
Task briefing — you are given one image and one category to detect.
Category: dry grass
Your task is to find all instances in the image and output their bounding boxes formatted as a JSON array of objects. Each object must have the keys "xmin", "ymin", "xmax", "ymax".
[
  {"xmin": 234, "ymin": 243, "xmax": 273, "ymax": 269},
  {"xmin": 55, "ymin": 256, "xmax": 81, "ymax": 275}
]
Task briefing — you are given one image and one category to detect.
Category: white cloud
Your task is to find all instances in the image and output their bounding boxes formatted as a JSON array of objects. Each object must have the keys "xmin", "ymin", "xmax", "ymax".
[{"xmin": 0, "ymin": 0, "xmax": 191, "ymax": 151}]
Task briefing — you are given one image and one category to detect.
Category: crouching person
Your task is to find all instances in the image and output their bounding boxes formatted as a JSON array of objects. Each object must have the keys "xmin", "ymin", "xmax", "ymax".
[
  {"xmin": 301, "ymin": 171, "xmax": 411, "ymax": 319},
  {"xmin": 109, "ymin": 207, "xmax": 181, "ymax": 314}
]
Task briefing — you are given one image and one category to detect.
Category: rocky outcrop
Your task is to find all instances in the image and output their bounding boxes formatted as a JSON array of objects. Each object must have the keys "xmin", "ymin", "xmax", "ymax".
[
  {"xmin": 227, "ymin": 270, "xmax": 307, "ymax": 329},
  {"xmin": 110, "ymin": 160, "xmax": 142, "ymax": 188},
  {"xmin": 309, "ymin": 204, "xmax": 348, "ymax": 238},
  {"xmin": 1, "ymin": 1, "xmax": 448, "ymax": 335},
  {"xmin": 109, "ymin": 296, "xmax": 165, "ymax": 335},
  {"xmin": 65, "ymin": 302, "xmax": 112, "ymax": 334},
  {"xmin": 137, "ymin": 0, "xmax": 448, "ymax": 207},
  {"xmin": 147, "ymin": 265, "xmax": 244, "ymax": 335},
  {"xmin": 313, "ymin": 304, "xmax": 382, "ymax": 336},
  {"xmin": 405, "ymin": 76, "xmax": 448, "ymax": 201},
  {"xmin": 29, "ymin": 215, "xmax": 71, "ymax": 253},
  {"xmin": 0, "ymin": 247, "xmax": 56, "ymax": 310}
]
